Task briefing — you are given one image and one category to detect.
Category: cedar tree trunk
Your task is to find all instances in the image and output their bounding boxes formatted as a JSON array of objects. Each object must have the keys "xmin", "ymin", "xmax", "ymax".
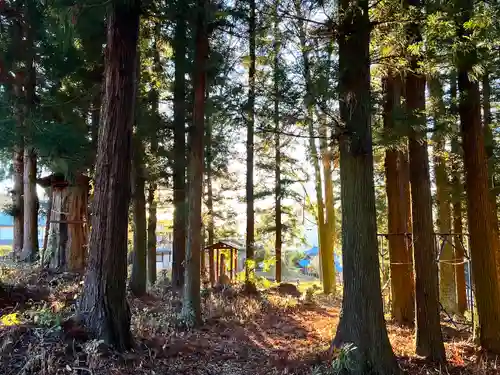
[
  {"xmin": 331, "ymin": 1, "xmax": 401, "ymax": 373},
  {"xmin": 78, "ymin": 3, "xmax": 140, "ymax": 350}
]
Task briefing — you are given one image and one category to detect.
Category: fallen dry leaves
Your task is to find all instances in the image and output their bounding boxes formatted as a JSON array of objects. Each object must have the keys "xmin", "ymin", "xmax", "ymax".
[{"xmin": 0, "ymin": 268, "xmax": 498, "ymax": 374}]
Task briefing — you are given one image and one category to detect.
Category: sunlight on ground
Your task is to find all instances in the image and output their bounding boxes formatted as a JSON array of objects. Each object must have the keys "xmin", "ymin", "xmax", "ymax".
[{"xmin": 0, "ymin": 312, "xmax": 21, "ymax": 326}]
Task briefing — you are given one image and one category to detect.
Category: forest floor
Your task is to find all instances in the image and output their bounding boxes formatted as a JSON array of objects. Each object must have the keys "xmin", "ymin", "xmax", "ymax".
[{"xmin": 0, "ymin": 266, "xmax": 498, "ymax": 375}]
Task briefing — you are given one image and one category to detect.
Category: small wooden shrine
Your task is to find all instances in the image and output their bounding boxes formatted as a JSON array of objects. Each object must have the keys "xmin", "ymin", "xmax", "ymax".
[
  {"xmin": 203, "ymin": 241, "xmax": 239, "ymax": 286},
  {"xmin": 37, "ymin": 173, "xmax": 91, "ymax": 271}
]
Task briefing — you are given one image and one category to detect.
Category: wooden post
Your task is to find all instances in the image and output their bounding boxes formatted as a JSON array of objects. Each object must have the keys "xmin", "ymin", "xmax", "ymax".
[
  {"xmin": 216, "ymin": 248, "xmax": 219, "ymax": 281},
  {"xmin": 209, "ymin": 246, "xmax": 215, "ymax": 286},
  {"xmin": 230, "ymin": 248, "xmax": 234, "ymax": 280}
]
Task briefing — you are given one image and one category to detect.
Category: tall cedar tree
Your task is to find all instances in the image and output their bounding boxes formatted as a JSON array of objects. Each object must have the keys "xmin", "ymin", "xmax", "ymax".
[
  {"xmin": 130, "ymin": 138, "xmax": 148, "ymax": 296},
  {"xmin": 449, "ymin": 74, "xmax": 467, "ymax": 314},
  {"xmin": 78, "ymin": 1, "xmax": 141, "ymax": 350},
  {"xmin": 331, "ymin": 0, "xmax": 400, "ymax": 372},
  {"xmin": 245, "ymin": 0, "xmax": 256, "ymax": 287},
  {"xmin": 273, "ymin": 0, "xmax": 282, "ymax": 283},
  {"xmin": 172, "ymin": 2, "xmax": 187, "ymax": 289},
  {"xmin": 147, "ymin": 24, "xmax": 162, "ymax": 287},
  {"xmin": 11, "ymin": 12, "xmax": 24, "ymax": 254},
  {"xmin": 206, "ymin": 113, "xmax": 215, "ymax": 285},
  {"xmin": 429, "ymin": 77, "xmax": 457, "ymax": 314},
  {"xmin": 7, "ymin": 3, "xmax": 25, "ymax": 256},
  {"xmin": 482, "ymin": 72, "xmax": 499, "ymax": 231},
  {"xmin": 295, "ymin": 1, "xmax": 334, "ymax": 293},
  {"xmin": 21, "ymin": 1, "xmax": 39, "ymax": 262},
  {"xmin": 383, "ymin": 73, "xmax": 415, "ymax": 326},
  {"xmin": 181, "ymin": 0, "xmax": 208, "ymax": 326},
  {"xmin": 405, "ymin": 0, "xmax": 446, "ymax": 362},
  {"xmin": 456, "ymin": 0, "xmax": 500, "ymax": 353}
]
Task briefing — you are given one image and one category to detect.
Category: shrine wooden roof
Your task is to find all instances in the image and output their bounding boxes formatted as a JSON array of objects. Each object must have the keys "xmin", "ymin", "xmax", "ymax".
[{"xmin": 203, "ymin": 241, "xmax": 240, "ymax": 252}]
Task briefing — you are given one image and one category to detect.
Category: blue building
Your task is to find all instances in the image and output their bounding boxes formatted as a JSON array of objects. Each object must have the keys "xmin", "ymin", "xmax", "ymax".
[{"xmin": 0, "ymin": 212, "xmax": 46, "ymax": 248}]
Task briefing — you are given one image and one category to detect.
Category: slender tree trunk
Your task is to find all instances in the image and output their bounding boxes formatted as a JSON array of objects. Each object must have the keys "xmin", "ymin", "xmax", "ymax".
[
  {"xmin": 457, "ymin": 0, "xmax": 500, "ymax": 353},
  {"xmin": 206, "ymin": 114, "xmax": 214, "ymax": 282},
  {"xmin": 450, "ymin": 74, "xmax": 467, "ymax": 315},
  {"xmin": 130, "ymin": 140, "xmax": 147, "ymax": 296},
  {"xmin": 245, "ymin": 0, "xmax": 256, "ymax": 287},
  {"xmin": 22, "ymin": 148, "xmax": 38, "ymax": 261},
  {"xmin": 295, "ymin": 3, "xmax": 332, "ymax": 292},
  {"xmin": 172, "ymin": 4, "xmax": 187, "ymax": 289},
  {"xmin": 319, "ymin": 122, "xmax": 336, "ymax": 294},
  {"xmin": 331, "ymin": 1, "xmax": 400, "ymax": 373},
  {"xmin": 383, "ymin": 73, "xmax": 415, "ymax": 326},
  {"xmin": 21, "ymin": 6, "xmax": 38, "ymax": 262},
  {"xmin": 12, "ymin": 146, "xmax": 23, "ymax": 256},
  {"xmin": 147, "ymin": 182, "xmax": 157, "ymax": 286},
  {"xmin": 41, "ymin": 187, "xmax": 52, "ymax": 263},
  {"xmin": 78, "ymin": 2, "xmax": 140, "ymax": 350},
  {"xmin": 206, "ymin": 122, "xmax": 215, "ymax": 286},
  {"xmin": 181, "ymin": 0, "xmax": 207, "ymax": 326},
  {"xmin": 273, "ymin": 2, "xmax": 282, "ymax": 284},
  {"xmin": 429, "ymin": 77, "xmax": 457, "ymax": 314},
  {"xmin": 404, "ymin": 0, "xmax": 446, "ymax": 362},
  {"xmin": 482, "ymin": 72, "xmax": 498, "ymax": 231},
  {"xmin": 11, "ymin": 10, "xmax": 24, "ymax": 258}
]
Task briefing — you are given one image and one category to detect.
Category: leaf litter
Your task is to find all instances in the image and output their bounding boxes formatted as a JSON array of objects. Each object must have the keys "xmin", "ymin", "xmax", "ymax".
[{"xmin": 0, "ymin": 266, "xmax": 497, "ymax": 375}]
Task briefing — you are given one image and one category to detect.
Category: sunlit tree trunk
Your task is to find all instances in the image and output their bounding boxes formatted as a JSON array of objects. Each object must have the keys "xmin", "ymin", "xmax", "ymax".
[
  {"xmin": 319, "ymin": 123, "xmax": 335, "ymax": 293},
  {"xmin": 457, "ymin": 0, "xmax": 500, "ymax": 352},
  {"xmin": 295, "ymin": 1, "xmax": 333, "ymax": 293},
  {"xmin": 449, "ymin": 73, "xmax": 467, "ymax": 315},
  {"xmin": 482, "ymin": 72, "xmax": 498, "ymax": 232},
  {"xmin": 245, "ymin": 0, "xmax": 256, "ymax": 288},
  {"xmin": 405, "ymin": 0, "xmax": 446, "ymax": 361},
  {"xmin": 273, "ymin": 1, "xmax": 282, "ymax": 284},
  {"xmin": 383, "ymin": 73, "xmax": 415, "ymax": 326},
  {"xmin": 429, "ymin": 77, "xmax": 457, "ymax": 314}
]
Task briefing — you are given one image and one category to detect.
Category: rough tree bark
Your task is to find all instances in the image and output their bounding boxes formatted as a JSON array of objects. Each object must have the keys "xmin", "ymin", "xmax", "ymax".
[
  {"xmin": 181, "ymin": 0, "xmax": 207, "ymax": 326},
  {"xmin": 429, "ymin": 77, "xmax": 457, "ymax": 314},
  {"xmin": 457, "ymin": 0, "xmax": 500, "ymax": 353},
  {"xmin": 405, "ymin": 0, "xmax": 446, "ymax": 362},
  {"xmin": 330, "ymin": 0, "xmax": 401, "ymax": 372},
  {"xmin": 43, "ymin": 175, "xmax": 90, "ymax": 271},
  {"xmin": 245, "ymin": 0, "xmax": 256, "ymax": 288},
  {"xmin": 482, "ymin": 72, "xmax": 499, "ymax": 232},
  {"xmin": 78, "ymin": 2, "xmax": 140, "ymax": 350},
  {"xmin": 172, "ymin": 3, "xmax": 187, "ymax": 289},
  {"xmin": 383, "ymin": 73, "xmax": 415, "ymax": 326}
]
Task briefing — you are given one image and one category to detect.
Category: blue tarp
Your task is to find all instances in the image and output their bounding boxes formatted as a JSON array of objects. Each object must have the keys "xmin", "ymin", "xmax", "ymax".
[
  {"xmin": 304, "ymin": 246, "xmax": 319, "ymax": 256},
  {"xmin": 298, "ymin": 259, "xmax": 310, "ymax": 267},
  {"xmin": 299, "ymin": 248, "xmax": 343, "ymax": 273}
]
